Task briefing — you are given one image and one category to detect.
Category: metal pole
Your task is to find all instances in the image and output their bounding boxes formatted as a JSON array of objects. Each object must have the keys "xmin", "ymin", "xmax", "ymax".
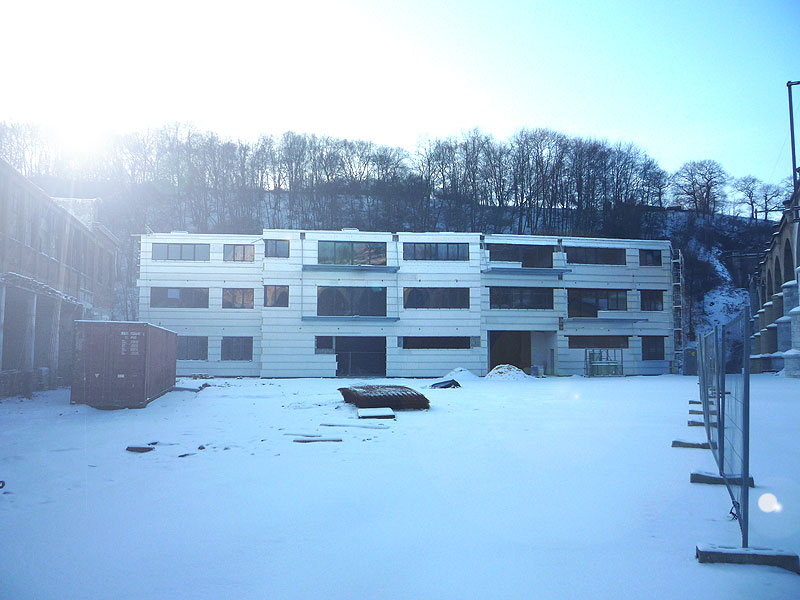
[
  {"xmin": 741, "ymin": 316, "xmax": 752, "ymax": 548},
  {"xmin": 789, "ymin": 81, "xmax": 800, "ymax": 192},
  {"xmin": 716, "ymin": 326, "xmax": 725, "ymax": 475}
]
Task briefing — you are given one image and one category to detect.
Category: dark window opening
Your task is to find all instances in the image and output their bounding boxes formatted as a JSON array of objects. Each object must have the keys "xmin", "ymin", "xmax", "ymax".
[
  {"xmin": 315, "ymin": 336, "xmax": 334, "ymax": 353},
  {"xmin": 639, "ymin": 249, "xmax": 662, "ymax": 266},
  {"xmin": 487, "ymin": 244, "xmax": 554, "ymax": 268},
  {"xmin": 403, "ymin": 287, "xmax": 470, "ymax": 309},
  {"xmin": 567, "ymin": 289, "xmax": 628, "ymax": 317},
  {"xmin": 150, "ymin": 287, "xmax": 209, "ymax": 308},
  {"xmin": 264, "ymin": 239, "xmax": 290, "ymax": 258},
  {"xmin": 224, "ymin": 244, "xmax": 255, "ymax": 261},
  {"xmin": 317, "ymin": 287, "xmax": 387, "ymax": 317},
  {"xmin": 264, "ymin": 285, "xmax": 289, "ymax": 307},
  {"xmin": 568, "ymin": 336, "xmax": 630, "ymax": 349},
  {"xmin": 177, "ymin": 336, "xmax": 208, "ymax": 360},
  {"xmin": 318, "ymin": 241, "xmax": 387, "ymax": 265},
  {"xmin": 223, "ymin": 288, "xmax": 254, "ymax": 309},
  {"xmin": 152, "ymin": 243, "xmax": 210, "ymax": 261},
  {"xmin": 642, "ymin": 336, "xmax": 665, "ymax": 360},
  {"xmin": 403, "ymin": 242, "xmax": 469, "ymax": 261},
  {"xmin": 402, "ymin": 336, "xmax": 471, "ymax": 349},
  {"xmin": 221, "ymin": 337, "xmax": 253, "ymax": 361},
  {"xmin": 565, "ymin": 246, "xmax": 626, "ymax": 265},
  {"xmin": 640, "ymin": 289, "xmax": 664, "ymax": 311},
  {"xmin": 490, "ymin": 287, "xmax": 554, "ymax": 309}
]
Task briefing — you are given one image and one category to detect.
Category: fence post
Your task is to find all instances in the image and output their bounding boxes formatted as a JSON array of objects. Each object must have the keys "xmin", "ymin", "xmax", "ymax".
[
  {"xmin": 741, "ymin": 318, "xmax": 752, "ymax": 548},
  {"xmin": 716, "ymin": 326, "xmax": 725, "ymax": 476}
]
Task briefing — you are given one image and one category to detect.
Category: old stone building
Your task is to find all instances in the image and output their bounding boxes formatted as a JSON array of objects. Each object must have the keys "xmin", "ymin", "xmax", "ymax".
[{"xmin": 0, "ymin": 159, "xmax": 118, "ymax": 395}]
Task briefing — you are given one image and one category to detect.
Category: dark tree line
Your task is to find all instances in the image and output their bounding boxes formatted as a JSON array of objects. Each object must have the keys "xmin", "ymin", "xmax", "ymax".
[{"xmin": 1, "ymin": 120, "xmax": 789, "ymax": 324}]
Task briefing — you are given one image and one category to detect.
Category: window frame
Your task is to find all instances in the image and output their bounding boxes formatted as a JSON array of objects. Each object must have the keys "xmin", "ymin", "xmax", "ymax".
[
  {"xmin": 489, "ymin": 287, "xmax": 554, "ymax": 310},
  {"xmin": 486, "ymin": 244, "xmax": 554, "ymax": 268},
  {"xmin": 177, "ymin": 336, "xmax": 209, "ymax": 361},
  {"xmin": 152, "ymin": 243, "xmax": 210, "ymax": 261},
  {"xmin": 639, "ymin": 249, "xmax": 663, "ymax": 267},
  {"xmin": 221, "ymin": 336, "xmax": 253, "ymax": 361},
  {"xmin": 264, "ymin": 285, "xmax": 289, "ymax": 307},
  {"xmin": 565, "ymin": 246, "xmax": 626, "ymax": 265},
  {"xmin": 149, "ymin": 287, "xmax": 209, "ymax": 309},
  {"xmin": 640, "ymin": 289, "xmax": 664, "ymax": 311},
  {"xmin": 317, "ymin": 286, "xmax": 387, "ymax": 317},
  {"xmin": 222, "ymin": 288, "xmax": 255, "ymax": 309},
  {"xmin": 401, "ymin": 336, "xmax": 472, "ymax": 350},
  {"xmin": 402, "ymin": 287, "xmax": 470, "ymax": 309},
  {"xmin": 223, "ymin": 244, "xmax": 255, "ymax": 262},
  {"xmin": 641, "ymin": 336, "xmax": 666, "ymax": 361},
  {"xmin": 264, "ymin": 239, "xmax": 290, "ymax": 258},
  {"xmin": 317, "ymin": 240, "xmax": 387, "ymax": 266},
  {"xmin": 402, "ymin": 242, "xmax": 469, "ymax": 261},
  {"xmin": 567, "ymin": 289, "xmax": 628, "ymax": 317}
]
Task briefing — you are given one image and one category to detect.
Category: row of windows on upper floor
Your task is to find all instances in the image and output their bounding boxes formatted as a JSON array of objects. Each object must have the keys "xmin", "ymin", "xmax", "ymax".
[
  {"xmin": 175, "ymin": 334, "xmax": 667, "ymax": 361},
  {"xmin": 149, "ymin": 286, "xmax": 666, "ymax": 315},
  {"xmin": 150, "ymin": 241, "xmax": 664, "ymax": 267}
]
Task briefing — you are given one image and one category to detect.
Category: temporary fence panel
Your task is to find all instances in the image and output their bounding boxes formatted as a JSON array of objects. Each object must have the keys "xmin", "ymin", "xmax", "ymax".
[{"xmin": 696, "ymin": 308, "xmax": 751, "ymax": 548}]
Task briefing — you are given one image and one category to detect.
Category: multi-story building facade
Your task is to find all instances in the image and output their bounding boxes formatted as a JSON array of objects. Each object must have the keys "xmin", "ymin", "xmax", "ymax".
[
  {"xmin": 0, "ymin": 159, "xmax": 118, "ymax": 392},
  {"xmin": 138, "ymin": 229, "xmax": 676, "ymax": 378}
]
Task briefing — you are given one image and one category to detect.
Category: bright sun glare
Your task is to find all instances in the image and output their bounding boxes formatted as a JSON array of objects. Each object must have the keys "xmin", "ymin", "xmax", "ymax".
[{"xmin": 758, "ymin": 493, "xmax": 782, "ymax": 513}]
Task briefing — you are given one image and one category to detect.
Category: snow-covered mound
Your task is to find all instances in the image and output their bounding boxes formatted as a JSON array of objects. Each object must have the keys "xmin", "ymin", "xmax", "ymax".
[
  {"xmin": 442, "ymin": 367, "xmax": 480, "ymax": 382},
  {"xmin": 485, "ymin": 364, "xmax": 529, "ymax": 380}
]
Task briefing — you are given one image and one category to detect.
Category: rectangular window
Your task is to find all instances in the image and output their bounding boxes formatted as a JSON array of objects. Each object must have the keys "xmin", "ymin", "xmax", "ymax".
[
  {"xmin": 403, "ymin": 287, "xmax": 470, "ymax": 309},
  {"xmin": 264, "ymin": 239, "xmax": 290, "ymax": 258},
  {"xmin": 222, "ymin": 288, "xmax": 254, "ymax": 309},
  {"xmin": 221, "ymin": 337, "xmax": 253, "ymax": 361},
  {"xmin": 640, "ymin": 290, "xmax": 664, "ymax": 311},
  {"xmin": 150, "ymin": 287, "xmax": 209, "ymax": 308},
  {"xmin": 315, "ymin": 336, "xmax": 334, "ymax": 353},
  {"xmin": 152, "ymin": 243, "xmax": 210, "ymax": 261},
  {"xmin": 565, "ymin": 246, "xmax": 626, "ymax": 265},
  {"xmin": 403, "ymin": 242, "xmax": 469, "ymax": 261},
  {"xmin": 317, "ymin": 241, "xmax": 387, "ymax": 265},
  {"xmin": 487, "ymin": 244, "xmax": 553, "ymax": 268},
  {"xmin": 317, "ymin": 286, "xmax": 387, "ymax": 317},
  {"xmin": 642, "ymin": 336, "xmax": 665, "ymax": 360},
  {"xmin": 177, "ymin": 336, "xmax": 208, "ymax": 360},
  {"xmin": 567, "ymin": 289, "xmax": 628, "ymax": 317},
  {"xmin": 568, "ymin": 336, "xmax": 630, "ymax": 349},
  {"xmin": 490, "ymin": 287, "xmax": 554, "ymax": 309},
  {"xmin": 223, "ymin": 244, "xmax": 255, "ymax": 262},
  {"xmin": 264, "ymin": 285, "xmax": 289, "ymax": 307},
  {"xmin": 639, "ymin": 249, "xmax": 662, "ymax": 266},
  {"xmin": 402, "ymin": 336, "xmax": 471, "ymax": 349}
]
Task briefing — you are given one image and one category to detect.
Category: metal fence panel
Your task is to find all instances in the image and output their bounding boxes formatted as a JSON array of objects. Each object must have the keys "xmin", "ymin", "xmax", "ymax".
[{"xmin": 696, "ymin": 309, "xmax": 751, "ymax": 548}]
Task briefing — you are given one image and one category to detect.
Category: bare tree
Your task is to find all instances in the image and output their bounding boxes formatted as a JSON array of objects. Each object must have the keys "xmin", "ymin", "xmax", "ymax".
[{"xmin": 671, "ymin": 160, "xmax": 729, "ymax": 217}]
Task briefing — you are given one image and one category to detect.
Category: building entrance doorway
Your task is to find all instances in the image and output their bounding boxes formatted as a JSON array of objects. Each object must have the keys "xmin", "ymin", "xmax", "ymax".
[
  {"xmin": 489, "ymin": 331, "xmax": 531, "ymax": 373},
  {"xmin": 335, "ymin": 336, "xmax": 386, "ymax": 376}
]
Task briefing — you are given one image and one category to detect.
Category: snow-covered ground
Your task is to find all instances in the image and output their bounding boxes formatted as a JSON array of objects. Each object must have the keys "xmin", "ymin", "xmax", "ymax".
[{"xmin": 1, "ymin": 373, "xmax": 798, "ymax": 599}]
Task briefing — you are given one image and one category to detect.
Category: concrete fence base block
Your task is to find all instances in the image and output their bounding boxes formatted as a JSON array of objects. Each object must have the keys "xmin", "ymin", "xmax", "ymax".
[
  {"xmin": 672, "ymin": 440, "xmax": 710, "ymax": 449},
  {"xmin": 696, "ymin": 544, "xmax": 800, "ymax": 574},
  {"xmin": 690, "ymin": 470, "xmax": 755, "ymax": 487}
]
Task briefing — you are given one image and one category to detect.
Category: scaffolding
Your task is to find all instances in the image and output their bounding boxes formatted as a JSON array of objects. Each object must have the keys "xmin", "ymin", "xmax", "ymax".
[{"xmin": 672, "ymin": 248, "xmax": 687, "ymax": 373}]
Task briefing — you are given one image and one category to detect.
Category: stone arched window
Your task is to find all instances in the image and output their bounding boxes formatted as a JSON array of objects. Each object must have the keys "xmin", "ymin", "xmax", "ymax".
[
  {"xmin": 767, "ymin": 270, "xmax": 773, "ymax": 297},
  {"xmin": 785, "ymin": 239, "xmax": 795, "ymax": 283},
  {"xmin": 775, "ymin": 257, "xmax": 782, "ymax": 287}
]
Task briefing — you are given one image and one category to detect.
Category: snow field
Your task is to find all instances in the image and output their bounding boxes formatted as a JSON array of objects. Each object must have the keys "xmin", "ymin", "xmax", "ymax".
[{"xmin": 0, "ymin": 374, "xmax": 798, "ymax": 599}]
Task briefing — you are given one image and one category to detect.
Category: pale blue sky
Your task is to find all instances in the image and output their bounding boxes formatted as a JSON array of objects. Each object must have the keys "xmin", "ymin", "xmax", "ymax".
[{"xmin": 1, "ymin": 0, "xmax": 797, "ymax": 183}]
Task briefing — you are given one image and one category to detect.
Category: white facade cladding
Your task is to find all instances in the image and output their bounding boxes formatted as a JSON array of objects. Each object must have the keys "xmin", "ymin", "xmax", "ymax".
[{"xmin": 138, "ymin": 230, "xmax": 675, "ymax": 377}]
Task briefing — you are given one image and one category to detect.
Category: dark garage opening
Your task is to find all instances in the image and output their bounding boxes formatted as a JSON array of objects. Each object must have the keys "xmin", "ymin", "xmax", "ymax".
[
  {"xmin": 335, "ymin": 336, "xmax": 386, "ymax": 376},
  {"xmin": 489, "ymin": 330, "xmax": 531, "ymax": 373}
]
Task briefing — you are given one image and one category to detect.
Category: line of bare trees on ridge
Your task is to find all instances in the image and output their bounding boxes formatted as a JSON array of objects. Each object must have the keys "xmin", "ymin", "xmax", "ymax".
[{"xmin": 1, "ymin": 121, "xmax": 791, "ymax": 241}]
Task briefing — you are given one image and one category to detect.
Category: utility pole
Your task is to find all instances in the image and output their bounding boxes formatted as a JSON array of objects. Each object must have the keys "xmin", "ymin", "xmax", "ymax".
[{"xmin": 789, "ymin": 81, "xmax": 800, "ymax": 191}]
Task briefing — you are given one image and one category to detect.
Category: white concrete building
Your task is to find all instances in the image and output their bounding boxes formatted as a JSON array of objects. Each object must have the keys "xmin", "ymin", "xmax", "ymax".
[{"xmin": 137, "ymin": 229, "xmax": 677, "ymax": 377}]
